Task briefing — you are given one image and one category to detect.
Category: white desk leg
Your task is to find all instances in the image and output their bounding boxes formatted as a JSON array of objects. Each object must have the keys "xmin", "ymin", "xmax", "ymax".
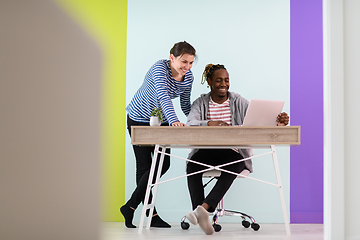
[
  {"xmin": 138, "ymin": 144, "xmax": 160, "ymax": 234},
  {"xmin": 145, "ymin": 146, "xmax": 166, "ymax": 230},
  {"xmin": 271, "ymin": 145, "xmax": 291, "ymax": 235}
]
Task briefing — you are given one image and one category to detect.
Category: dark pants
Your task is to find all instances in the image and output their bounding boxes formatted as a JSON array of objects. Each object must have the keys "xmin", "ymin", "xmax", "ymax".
[
  {"xmin": 125, "ymin": 115, "xmax": 170, "ymax": 212},
  {"xmin": 187, "ymin": 149, "xmax": 246, "ymax": 212}
]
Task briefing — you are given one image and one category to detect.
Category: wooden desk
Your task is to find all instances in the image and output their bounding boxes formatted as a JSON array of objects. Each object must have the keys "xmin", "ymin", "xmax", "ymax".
[
  {"xmin": 131, "ymin": 126, "xmax": 300, "ymax": 146},
  {"xmin": 131, "ymin": 126, "xmax": 300, "ymax": 234}
]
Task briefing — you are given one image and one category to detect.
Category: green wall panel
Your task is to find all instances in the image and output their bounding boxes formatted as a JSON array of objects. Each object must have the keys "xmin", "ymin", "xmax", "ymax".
[{"xmin": 54, "ymin": 0, "xmax": 127, "ymax": 222}]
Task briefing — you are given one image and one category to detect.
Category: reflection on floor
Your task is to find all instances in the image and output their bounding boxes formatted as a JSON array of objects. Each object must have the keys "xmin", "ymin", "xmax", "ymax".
[{"xmin": 101, "ymin": 222, "xmax": 323, "ymax": 240}]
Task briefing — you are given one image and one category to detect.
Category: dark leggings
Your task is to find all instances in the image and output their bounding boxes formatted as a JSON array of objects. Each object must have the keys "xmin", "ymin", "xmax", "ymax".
[
  {"xmin": 187, "ymin": 149, "xmax": 246, "ymax": 212},
  {"xmin": 125, "ymin": 115, "xmax": 170, "ymax": 212}
]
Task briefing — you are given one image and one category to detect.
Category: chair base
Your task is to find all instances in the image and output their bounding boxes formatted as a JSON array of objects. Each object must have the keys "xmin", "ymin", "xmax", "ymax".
[
  {"xmin": 180, "ymin": 207, "xmax": 260, "ymax": 232},
  {"xmin": 212, "ymin": 208, "xmax": 260, "ymax": 231}
]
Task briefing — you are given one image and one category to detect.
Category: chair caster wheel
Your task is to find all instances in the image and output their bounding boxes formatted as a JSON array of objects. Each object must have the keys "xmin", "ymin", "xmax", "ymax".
[
  {"xmin": 213, "ymin": 223, "xmax": 222, "ymax": 232},
  {"xmin": 251, "ymin": 222, "xmax": 260, "ymax": 231},
  {"xmin": 181, "ymin": 221, "xmax": 190, "ymax": 230},
  {"xmin": 242, "ymin": 220, "xmax": 250, "ymax": 228}
]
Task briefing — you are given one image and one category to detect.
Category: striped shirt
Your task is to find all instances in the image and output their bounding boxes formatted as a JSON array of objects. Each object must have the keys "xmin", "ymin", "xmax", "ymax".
[
  {"xmin": 207, "ymin": 97, "xmax": 239, "ymax": 153},
  {"xmin": 207, "ymin": 98, "xmax": 232, "ymax": 125},
  {"xmin": 126, "ymin": 59, "xmax": 193, "ymax": 125}
]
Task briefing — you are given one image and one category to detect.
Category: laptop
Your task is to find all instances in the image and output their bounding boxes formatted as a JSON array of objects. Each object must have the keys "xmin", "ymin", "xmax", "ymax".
[{"xmin": 242, "ymin": 99, "xmax": 285, "ymax": 126}]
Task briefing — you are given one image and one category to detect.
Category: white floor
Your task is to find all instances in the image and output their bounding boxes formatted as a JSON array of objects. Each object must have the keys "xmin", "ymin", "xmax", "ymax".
[{"xmin": 101, "ymin": 222, "xmax": 323, "ymax": 240}]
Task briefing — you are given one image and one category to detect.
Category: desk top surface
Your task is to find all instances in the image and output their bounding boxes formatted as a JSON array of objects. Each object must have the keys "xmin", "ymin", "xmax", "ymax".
[{"xmin": 131, "ymin": 126, "xmax": 300, "ymax": 147}]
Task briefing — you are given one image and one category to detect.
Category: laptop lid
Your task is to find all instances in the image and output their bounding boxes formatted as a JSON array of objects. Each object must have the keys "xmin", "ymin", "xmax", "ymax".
[{"xmin": 242, "ymin": 99, "xmax": 285, "ymax": 126}]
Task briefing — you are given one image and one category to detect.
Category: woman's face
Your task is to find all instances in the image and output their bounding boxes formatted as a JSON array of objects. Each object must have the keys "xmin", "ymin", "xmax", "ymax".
[
  {"xmin": 207, "ymin": 68, "xmax": 230, "ymax": 100},
  {"xmin": 170, "ymin": 53, "xmax": 195, "ymax": 77}
]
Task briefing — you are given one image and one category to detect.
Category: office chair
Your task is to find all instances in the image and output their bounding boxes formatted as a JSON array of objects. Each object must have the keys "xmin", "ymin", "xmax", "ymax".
[{"xmin": 181, "ymin": 169, "xmax": 260, "ymax": 232}]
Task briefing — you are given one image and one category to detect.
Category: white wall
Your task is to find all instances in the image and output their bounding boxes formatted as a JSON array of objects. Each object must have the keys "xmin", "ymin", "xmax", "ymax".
[
  {"xmin": 126, "ymin": 0, "xmax": 290, "ymax": 223},
  {"xmin": 324, "ymin": 0, "xmax": 360, "ymax": 239},
  {"xmin": 343, "ymin": 1, "xmax": 360, "ymax": 239}
]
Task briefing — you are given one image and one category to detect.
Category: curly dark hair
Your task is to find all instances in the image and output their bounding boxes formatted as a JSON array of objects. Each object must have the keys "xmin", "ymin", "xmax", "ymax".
[{"xmin": 201, "ymin": 64, "xmax": 226, "ymax": 85}]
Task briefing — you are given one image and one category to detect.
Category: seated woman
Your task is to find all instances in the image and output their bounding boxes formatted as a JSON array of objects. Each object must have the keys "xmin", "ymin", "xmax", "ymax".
[{"xmin": 185, "ymin": 63, "xmax": 289, "ymax": 235}]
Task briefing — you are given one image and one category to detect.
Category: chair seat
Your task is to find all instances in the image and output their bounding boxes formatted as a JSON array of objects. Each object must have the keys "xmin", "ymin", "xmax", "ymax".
[{"xmin": 202, "ymin": 169, "xmax": 250, "ymax": 178}]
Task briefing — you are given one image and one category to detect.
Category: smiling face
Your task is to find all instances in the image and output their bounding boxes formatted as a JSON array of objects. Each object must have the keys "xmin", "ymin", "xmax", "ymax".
[
  {"xmin": 207, "ymin": 68, "xmax": 230, "ymax": 103},
  {"xmin": 169, "ymin": 53, "xmax": 194, "ymax": 81}
]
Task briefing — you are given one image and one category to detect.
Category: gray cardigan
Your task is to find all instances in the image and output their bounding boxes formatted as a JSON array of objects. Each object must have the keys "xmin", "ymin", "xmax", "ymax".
[{"xmin": 186, "ymin": 91, "xmax": 253, "ymax": 172}]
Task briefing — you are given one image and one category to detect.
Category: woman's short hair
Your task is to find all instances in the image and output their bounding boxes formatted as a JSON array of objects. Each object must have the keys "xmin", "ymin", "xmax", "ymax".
[{"xmin": 170, "ymin": 41, "xmax": 196, "ymax": 58}]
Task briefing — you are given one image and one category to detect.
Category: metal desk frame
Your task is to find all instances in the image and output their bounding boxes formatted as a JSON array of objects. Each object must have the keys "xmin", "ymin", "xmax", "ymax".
[{"xmin": 131, "ymin": 126, "xmax": 301, "ymax": 235}]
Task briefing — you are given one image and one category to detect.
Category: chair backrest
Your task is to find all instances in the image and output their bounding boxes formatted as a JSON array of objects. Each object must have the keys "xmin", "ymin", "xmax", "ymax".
[{"xmin": 203, "ymin": 169, "xmax": 250, "ymax": 178}]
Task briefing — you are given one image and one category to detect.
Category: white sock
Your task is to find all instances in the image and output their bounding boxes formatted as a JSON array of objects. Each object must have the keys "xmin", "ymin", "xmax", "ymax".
[
  {"xmin": 194, "ymin": 206, "xmax": 214, "ymax": 235},
  {"xmin": 185, "ymin": 211, "xmax": 198, "ymax": 225}
]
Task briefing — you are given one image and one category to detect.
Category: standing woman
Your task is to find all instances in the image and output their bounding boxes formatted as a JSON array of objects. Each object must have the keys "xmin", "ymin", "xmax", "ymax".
[{"xmin": 121, "ymin": 41, "xmax": 196, "ymax": 228}]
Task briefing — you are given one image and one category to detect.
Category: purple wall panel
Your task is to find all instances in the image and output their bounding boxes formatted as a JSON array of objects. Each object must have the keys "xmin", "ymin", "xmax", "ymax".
[{"xmin": 290, "ymin": 0, "xmax": 323, "ymax": 223}]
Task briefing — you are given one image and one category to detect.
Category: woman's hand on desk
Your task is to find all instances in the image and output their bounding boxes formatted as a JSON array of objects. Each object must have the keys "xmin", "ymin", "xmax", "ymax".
[
  {"xmin": 171, "ymin": 121, "xmax": 186, "ymax": 126},
  {"xmin": 207, "ymin": 120, "xmax": 229, "ymax": 126},
  {"xmin": 277, "ymin": 112, "xmax": 289, "ymax": 126}
]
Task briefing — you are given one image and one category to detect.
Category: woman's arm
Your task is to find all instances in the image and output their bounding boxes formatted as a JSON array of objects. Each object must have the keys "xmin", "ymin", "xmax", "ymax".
[
  {"xmin": 179, "ymin": 84, "xmax": 192, "ymax": 116},
  {"xmin": 152, "ymin": 65, "xmax": 179, "ymax": 125}
]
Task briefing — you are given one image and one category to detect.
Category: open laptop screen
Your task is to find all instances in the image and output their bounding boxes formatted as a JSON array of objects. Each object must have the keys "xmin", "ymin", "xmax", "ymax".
[{"xmin": 242, "ymin": 99, "xmax": 285, "ymax": 126}]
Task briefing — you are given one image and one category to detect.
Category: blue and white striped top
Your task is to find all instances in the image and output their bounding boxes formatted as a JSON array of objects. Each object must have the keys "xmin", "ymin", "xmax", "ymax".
[{"xmin": 126, "ymin": 59, "xmax": 193, "ymax": 125}]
